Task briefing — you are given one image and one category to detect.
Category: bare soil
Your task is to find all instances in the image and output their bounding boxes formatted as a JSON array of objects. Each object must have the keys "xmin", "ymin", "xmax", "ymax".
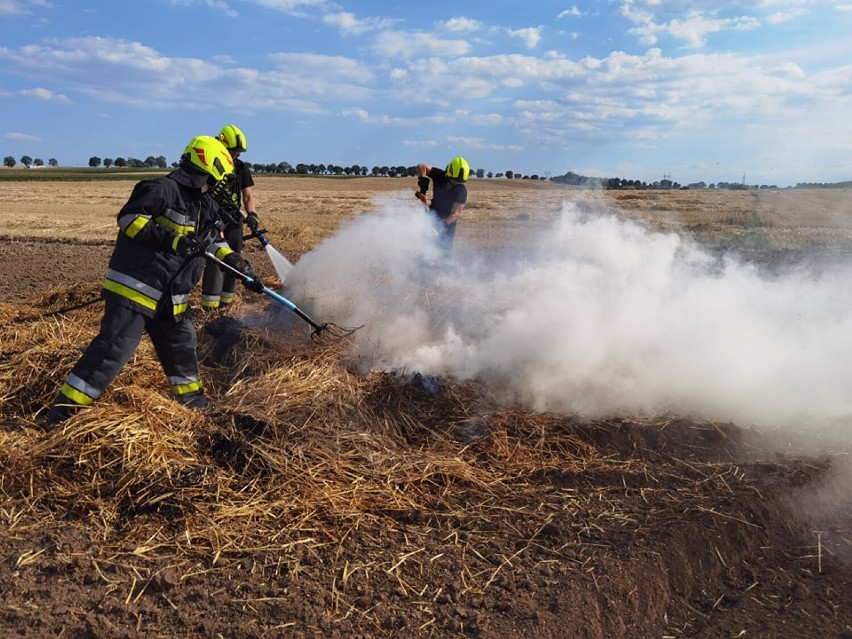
[{"xmin": 1, "ymin": 178, "xmax": 851, "ymax": 638}]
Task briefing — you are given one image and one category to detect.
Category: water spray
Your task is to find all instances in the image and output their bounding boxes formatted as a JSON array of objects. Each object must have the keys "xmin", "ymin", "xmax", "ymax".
[{"xmin": 243, "ymin": 226, "xmax": 293, "ymax": 283}]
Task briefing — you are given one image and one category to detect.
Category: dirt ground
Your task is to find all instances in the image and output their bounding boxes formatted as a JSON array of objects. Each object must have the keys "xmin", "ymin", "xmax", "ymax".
[{"xmin": 1, "ymin": 177, "xmax": 851, "ymax": 638}]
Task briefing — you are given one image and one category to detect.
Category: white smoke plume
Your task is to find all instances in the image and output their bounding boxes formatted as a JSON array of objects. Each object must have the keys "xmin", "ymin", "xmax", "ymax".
[{"xmin": 284, "ymin": 192, "xmax": 852, "ymax": 438}]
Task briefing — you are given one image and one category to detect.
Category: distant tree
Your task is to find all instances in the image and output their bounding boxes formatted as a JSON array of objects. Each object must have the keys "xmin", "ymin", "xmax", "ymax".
[
  {"xmin": 88, "ymin": 156, "xmax": 102, "ymax": 168},
  {"xmin": 20, "ymin": 155, "xmax": 32, "ymax": 168},
  {"xmin": 48, "ymin": 158, "xmax": 58, "ymax": 167},
  {"xmin": 103, "ymin": 158, "xmax": 113, "ymax": 168},
  {"xmin": 3, "ymin": 156, "xmax": 15, "ymax": 168},
  {"xmin": 33, "ymin": 158, "xmax": 44, "ymax": 167},
  {"xmin": 475, "ymin": 168, "xmax": 485, "ymax": 179},
  {"xmin": 277, "ymin": 161, "xmax": 292, "ymax": 174},
  {"xmin": 141, "ymin": 155, "xmax": 167, "ymax": 169},
  {"xmin": 505, "ymin": 170, "xmax": 514, "ymax": 179},
  {"xmin": 114, "ymin": 157, "xmax": 126, "ymax": 168}
]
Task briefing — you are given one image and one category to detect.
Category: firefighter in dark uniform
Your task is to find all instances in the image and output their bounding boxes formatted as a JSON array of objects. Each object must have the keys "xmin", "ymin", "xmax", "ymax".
[
  {"xmin": 414, "ymin": 156, "xmax": 470, "ymax": 254},
  {"xmin": 44, "ymin": 135, "xmax": 264, "ymax": 426},
  {"xmin": 201, "ymin": 124, "xmax": 261, "ymax": 311}
]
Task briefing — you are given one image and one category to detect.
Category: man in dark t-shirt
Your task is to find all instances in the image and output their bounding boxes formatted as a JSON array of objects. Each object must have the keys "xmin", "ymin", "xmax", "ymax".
[
  {"xmin": 201, "ymin": 124, "xmax": 261, "ymax": 311},
  {"xmin": 415, "ymin": 156, "xmax": 470, "ymax": 254}
]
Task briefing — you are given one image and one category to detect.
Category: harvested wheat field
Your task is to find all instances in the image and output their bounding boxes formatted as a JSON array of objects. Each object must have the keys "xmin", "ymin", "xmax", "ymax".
[{"xmin": 1, "ymin": 176, "xmax": 851, "ymax": 638}]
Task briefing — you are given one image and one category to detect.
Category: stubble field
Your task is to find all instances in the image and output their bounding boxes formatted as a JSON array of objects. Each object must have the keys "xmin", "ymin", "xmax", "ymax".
[{"xmin": 0, "ymin": 175, "xmax": 850, "ymax": 638}]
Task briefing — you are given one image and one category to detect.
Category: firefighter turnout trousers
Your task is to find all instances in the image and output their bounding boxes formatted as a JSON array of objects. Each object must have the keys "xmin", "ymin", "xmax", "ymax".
[
  {"xmin": 51, "ymin": 296, "xmax": 204, "ymax": 412},
  {"xmin": 202, "ymin": 224, "xmax": 244, "ymax": 310}
]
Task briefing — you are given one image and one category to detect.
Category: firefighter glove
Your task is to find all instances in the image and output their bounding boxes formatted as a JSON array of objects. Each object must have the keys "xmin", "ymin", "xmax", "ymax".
[
  {"xmin": 246, "ymin": 212, "xmax": 260, "ymax": 233},
  {"xmin": 417, "ymin": 176, "xmax": 430, "ymax": 195},
  {"xmin": 175, "ymin": 233, "xmax": 206, "ymax": 258},
  {"xmin": 224, "ymin": 253, "xmax": 264, "ymax": 293},
  {"xmin": 243, "ymin": 275, "xmax": 265, "ymax": 294}
]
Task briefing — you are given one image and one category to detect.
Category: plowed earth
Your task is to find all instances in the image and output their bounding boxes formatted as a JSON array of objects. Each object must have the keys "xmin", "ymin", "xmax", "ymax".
[{"xmin": 0, "ymin": 177, "xmax": 850, "ymax": 638}]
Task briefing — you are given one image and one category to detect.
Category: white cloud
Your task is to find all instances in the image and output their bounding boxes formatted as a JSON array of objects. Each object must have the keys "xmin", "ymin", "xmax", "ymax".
[
  {"xmin": 20, "ymin": 87, "xmax": 70, "ymax": 103},
  {"xmin": 323, "ymin": 11, "xmax": 395, "ymax": 35},
  {"xmin": 620, "ymin": 1, "xmax": 812, "ymax": 47},
  {"xmin": 248, "ymin": 0, "xmax": 326, "ymax": 13},
  {"xmin": 766, "ymin": 8, "xmax": 809, "ymax": 24},
  {"xmin": 557, "ymin": 7, "xmax": 582, "ymax": 18},
  {"xmin": 5, "ymin": 131, "xmax": 41, "ymax": 141},
  {"xmin": 445, "ymin": 135, "xmax": 521, "ymax": 151},
  {"xmin": 0, "ymin": 0, "xmax": 51, "ymax": 15},
  {"xmin": 626, "ymin": 11, "xmax": 760, "ymax": 48},
  {"xmin": 442, "ymin": 17, "xmax": 482, "ymax": 33},
  {"xmin": 507, "ymin": 27, "xmax": 543, "ymax": 49},
  {"xmin": 268, "ymin": 52, "xmax": 373, "ymax": 83},
  {"xmin": 168, "ymin": 0, "xmax": 238, "ymax": 18},
  {"xmin": 373, "ymin": 30, "xmax": 471, "ymax": 59}
]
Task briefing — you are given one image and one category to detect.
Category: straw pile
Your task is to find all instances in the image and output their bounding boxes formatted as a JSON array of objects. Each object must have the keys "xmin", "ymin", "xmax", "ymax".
[{"xmin": 0, "ymin": 281, "xmax": 821, "ymax": 632}]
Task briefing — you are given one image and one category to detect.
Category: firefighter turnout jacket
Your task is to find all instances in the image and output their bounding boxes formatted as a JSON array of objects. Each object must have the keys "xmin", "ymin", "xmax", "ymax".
[{"xmin": 105, "ymin": 172, "xmax": 236, "ymax": 318}]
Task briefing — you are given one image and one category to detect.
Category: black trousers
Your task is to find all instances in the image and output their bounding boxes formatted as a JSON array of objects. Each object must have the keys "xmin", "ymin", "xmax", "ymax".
[{"xmin": 55, "ymin": 296, "xmax": 202, "ymax": 407}]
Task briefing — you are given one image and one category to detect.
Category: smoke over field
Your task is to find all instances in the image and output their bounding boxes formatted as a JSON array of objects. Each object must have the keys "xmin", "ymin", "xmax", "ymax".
[{"xmin": 288, "ymin": 192, "xmax": 852, "ymax": 437}]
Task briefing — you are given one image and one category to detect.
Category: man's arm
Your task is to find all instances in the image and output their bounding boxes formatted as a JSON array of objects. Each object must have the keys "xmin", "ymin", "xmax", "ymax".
[
  {"xmin": 241, "ymin": 185, "xmax": 256, "ymax": 217},
  {"xmin": 445, "ymin": 203, "xmax": 465, "ymax": 225}
]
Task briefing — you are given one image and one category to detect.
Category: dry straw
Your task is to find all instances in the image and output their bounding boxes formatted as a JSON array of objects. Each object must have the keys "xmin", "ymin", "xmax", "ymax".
[{"xmin": 0, "ymin": 281, "xmax": 775, "ymax": 598}]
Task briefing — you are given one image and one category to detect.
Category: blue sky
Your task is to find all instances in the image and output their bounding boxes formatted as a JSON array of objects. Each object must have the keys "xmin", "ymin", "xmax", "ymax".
[{"xmin": 2, "ymin": 0, "xmax": 851, "ymax": 186}]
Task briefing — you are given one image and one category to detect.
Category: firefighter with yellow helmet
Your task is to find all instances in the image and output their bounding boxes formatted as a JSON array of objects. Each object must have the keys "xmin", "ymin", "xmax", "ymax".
[
  {"xmin": 415, "ymin": 156, "xmax": 470, "ymax": 254},
  {"xmin": 44, "ymin": 135, "xmax": 265, "ymax": 426},
  {"xmin": 201, "ymin": 124, "xmax": 260, "ymax": 311}
]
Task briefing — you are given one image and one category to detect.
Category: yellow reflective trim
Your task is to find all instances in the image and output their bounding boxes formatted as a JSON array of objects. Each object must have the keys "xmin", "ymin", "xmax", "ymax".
[
  {"xmin": 155, "ymin": 216, "xmax": 194, "ymax": 235},
  {"xmin": 171, "ymin": 380, "xmax": 202, "ymax": 395},
  {"xmin": 61, "ymin": 383, "xmax": 95, "ymax": 406},
  {"xmin": 103, "ymin": 279, "xmax": 158, "ymax": 311},
  {"xmin": 214, "ymin": 246, "xmax": 234, "ymax": 260},
  {"xmin": 125, "ymin": 216, "xmax": 150, "ymax": 239},
  {"xmin": 173, "ymin": 302, "xmax": 188, "ymax": 316}
]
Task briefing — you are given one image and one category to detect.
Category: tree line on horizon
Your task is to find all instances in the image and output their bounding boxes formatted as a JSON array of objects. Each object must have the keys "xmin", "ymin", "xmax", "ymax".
[
  {"xmin": 4, "ymin": 154, "xmax": 847, "ymax": 190},
  {"xmin": 5, "ymin": 153, "xmax": 552, "ymax": 181}
]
